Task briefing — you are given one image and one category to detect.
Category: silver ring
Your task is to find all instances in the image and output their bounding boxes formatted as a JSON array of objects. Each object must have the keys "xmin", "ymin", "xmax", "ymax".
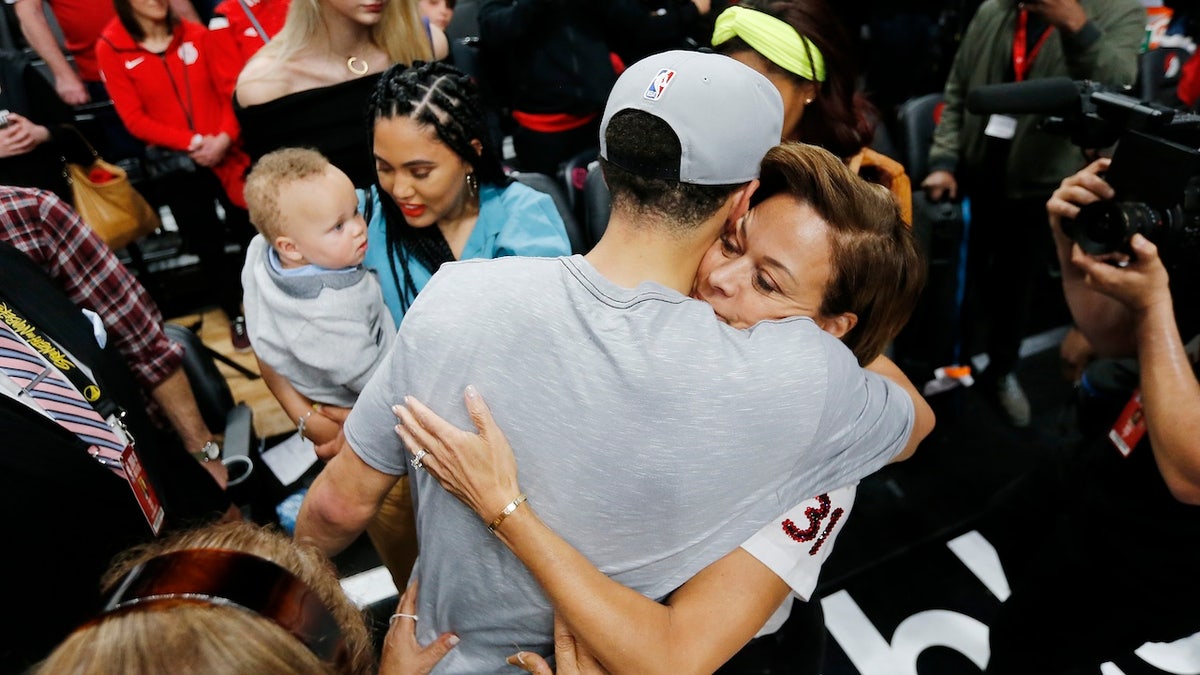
[{"xmin": 410, "ymin": 448, "xmax": 429, "ymax": 470}]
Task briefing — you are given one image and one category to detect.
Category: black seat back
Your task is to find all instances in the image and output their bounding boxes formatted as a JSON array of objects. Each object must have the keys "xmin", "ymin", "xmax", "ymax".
[
  {"xmin": 163, "ymin": 322, "xmax": 234, "ymax": 433},
  {"xmin": 895, "ymin": 92, "xmax": 944, "ymax": 184},
  {"xmin": 582, "ymin": 162, "xmax": 611, "ymax": 248},
  {"xmin": 1136, "ymin": 47, "xmax": 1190, "ymax": 107}
]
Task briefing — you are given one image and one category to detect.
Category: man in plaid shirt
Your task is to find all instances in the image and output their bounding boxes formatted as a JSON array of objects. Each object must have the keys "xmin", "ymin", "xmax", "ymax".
[{"xmin": 0, "ymin": 185, "xmax": 228, "ymax": 487}]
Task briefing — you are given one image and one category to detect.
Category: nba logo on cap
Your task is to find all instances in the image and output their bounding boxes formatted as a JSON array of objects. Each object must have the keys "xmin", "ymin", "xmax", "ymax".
[{"xmin": 643, "ymin": 68, "xmax": 676, "ymax": 101}]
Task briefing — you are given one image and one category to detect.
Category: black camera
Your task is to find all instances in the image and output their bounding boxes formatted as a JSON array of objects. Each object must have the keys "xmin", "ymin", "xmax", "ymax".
[{"xmin": 966, "ymin": 78, "xmax": 1200, "ymax": 260}]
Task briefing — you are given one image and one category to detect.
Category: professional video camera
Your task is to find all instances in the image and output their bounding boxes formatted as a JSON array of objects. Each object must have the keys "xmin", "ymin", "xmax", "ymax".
[{"xmin": 966, "ymin": 77, "xmax": 1200, "ymax": 260}]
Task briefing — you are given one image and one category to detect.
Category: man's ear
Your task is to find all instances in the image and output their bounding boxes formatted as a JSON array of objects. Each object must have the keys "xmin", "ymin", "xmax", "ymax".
[
  {"xmin": 275, "ymin": 236, "xmax": 305, "ymax": 263},
  {"xmin": 726, "ymin": 178, "xmax": 759, "ymax": 224},
  {"xmin": 818, "ymin": 312, "xmax": 858, "ymax": 340}
]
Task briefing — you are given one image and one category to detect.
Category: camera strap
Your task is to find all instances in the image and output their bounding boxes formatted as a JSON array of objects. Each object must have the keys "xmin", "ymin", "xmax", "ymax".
[{"xmin": 1013, "ymin": 9, "xmax": 1055, "ymax": 82}]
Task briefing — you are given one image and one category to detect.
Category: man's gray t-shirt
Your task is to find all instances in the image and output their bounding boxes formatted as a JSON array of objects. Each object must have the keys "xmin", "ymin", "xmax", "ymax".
[{"xmin": 346, "ymin": 255, "xmax": 914, "ymax": 672}]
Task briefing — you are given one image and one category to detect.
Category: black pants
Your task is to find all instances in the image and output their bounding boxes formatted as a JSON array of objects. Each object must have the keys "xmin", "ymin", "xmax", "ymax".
[
  {"xmin": 960, "ymin": 193, "xmax": 1052, "ymax": 378},
  {"xmin": 154, "ymin": 167, "xmax": 253, "ymax": 320},
  {"xmin": 980, "ymin": 431, "xmax": 1200, "ymax": 673},
  {"xmin": 511, "ymin": 117, "xmax": 601, "ymax": 176}
]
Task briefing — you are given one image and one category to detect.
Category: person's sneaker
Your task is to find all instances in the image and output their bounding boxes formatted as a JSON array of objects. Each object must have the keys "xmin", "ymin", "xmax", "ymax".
[
  {"xmin": 230, "ymin": 316, "xmax": 251, "ymax": 352},
  {"xmin": 992, "ymin": 372, "xmax": 1031, "ymax": 428}
]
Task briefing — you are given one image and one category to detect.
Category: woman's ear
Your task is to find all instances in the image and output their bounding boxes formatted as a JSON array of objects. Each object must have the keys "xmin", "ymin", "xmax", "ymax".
[
  {"xmin": 470, "ymin": 138, "xmax": 483, "ymax": 157},
  {"xmin": 819, "ymin": 312, "xmax": 858, "ymax": 340}
]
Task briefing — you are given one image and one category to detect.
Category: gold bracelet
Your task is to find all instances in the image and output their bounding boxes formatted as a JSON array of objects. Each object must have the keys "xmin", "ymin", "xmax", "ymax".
[{"xmin": 487, "ymin": 493, "xmax": 527, "ymax": 534}]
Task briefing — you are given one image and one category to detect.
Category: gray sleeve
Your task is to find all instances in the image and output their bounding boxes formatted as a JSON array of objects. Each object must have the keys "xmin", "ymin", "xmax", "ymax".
[
  {"xmin": 812, "ymin": 351, "xmax": 915, "ymax": 486},
  {"xmin": 343, "ymin": 333, "xmax": 409, "ymax": 476},
  {"xmin": 1060, "ymin": 0, "xmax": 1144, "ymax": 85}
]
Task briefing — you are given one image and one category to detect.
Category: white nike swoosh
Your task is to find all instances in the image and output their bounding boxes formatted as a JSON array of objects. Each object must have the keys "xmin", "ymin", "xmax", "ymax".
[{"xmin": 124, "ymin": 57, "xmax": 145, "ymax": 70}]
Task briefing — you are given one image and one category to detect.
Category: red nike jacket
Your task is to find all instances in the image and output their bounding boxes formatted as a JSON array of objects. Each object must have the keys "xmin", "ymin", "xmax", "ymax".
[{"xmin": 97, "ymin": 18, "xmax": 249, "ymax": 207}]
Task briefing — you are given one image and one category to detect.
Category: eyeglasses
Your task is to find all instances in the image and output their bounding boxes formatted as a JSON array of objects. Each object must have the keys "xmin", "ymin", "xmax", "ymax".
[{"xmin": 94, "ymin": 548, "xmax": 348, "ymax": 664}]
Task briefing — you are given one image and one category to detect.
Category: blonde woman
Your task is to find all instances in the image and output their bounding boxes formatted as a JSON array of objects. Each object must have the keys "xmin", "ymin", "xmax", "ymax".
[
  {"xmin": 235, "ymin": 0, "xmax": 448, "ymax": 187},
  {"xmin": 37, "ymin": 521, "xmax": 379, "ymax": 675}
]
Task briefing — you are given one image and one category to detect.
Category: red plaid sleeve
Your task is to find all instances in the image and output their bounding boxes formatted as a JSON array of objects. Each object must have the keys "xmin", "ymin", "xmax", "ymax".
[{"xmin": 0, "ymin": 187, "xmax": 184, "ymax": 391}]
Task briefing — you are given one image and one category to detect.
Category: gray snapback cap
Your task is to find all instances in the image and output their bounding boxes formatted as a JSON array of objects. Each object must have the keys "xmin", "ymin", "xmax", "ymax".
[{"xmin": 599, "ymin": 50, "xmax": 784, "ymax": 186}]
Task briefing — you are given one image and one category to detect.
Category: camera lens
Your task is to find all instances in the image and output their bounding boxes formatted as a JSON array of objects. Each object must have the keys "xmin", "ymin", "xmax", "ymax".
[{"xmin": 1071, "ymin": 201, "xmax": 1164, "ymax": 254}]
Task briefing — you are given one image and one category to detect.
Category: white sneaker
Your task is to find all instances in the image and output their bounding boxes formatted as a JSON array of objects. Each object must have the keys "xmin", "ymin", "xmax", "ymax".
[{"xmin": 993, "ymin": 373, "xmax": 1031, "ymax": 428}]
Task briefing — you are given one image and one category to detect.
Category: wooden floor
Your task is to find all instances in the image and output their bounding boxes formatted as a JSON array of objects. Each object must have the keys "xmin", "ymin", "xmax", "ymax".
[{"xmin": 167, "ymin": 308, "xmax": 295, "ymax": 440}]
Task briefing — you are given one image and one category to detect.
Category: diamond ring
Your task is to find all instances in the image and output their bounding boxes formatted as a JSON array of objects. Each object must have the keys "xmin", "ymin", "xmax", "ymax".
[{"xmin": 410, "ymin": 448, "xmax": 429, "ymax": 470}]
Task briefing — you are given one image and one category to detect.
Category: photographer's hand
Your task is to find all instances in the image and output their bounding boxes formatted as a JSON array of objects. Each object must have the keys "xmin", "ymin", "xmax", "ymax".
[
  {"xmin": 1070, "ymin": 234, "xmax": 1170, "ymax": 315},
  {"xmin": 1048, "ymin": 158, "xmax": 1137, "ymax": 357},
  {"xmin": 1047, "ymin": 158, "xmax": 1112, "ymax": 230}
]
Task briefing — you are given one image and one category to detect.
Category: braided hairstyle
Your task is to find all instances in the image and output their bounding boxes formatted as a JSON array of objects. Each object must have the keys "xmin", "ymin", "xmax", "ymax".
[{"xmin": 365, "ymin": 60, "xmax": 507, "ymax": 314}]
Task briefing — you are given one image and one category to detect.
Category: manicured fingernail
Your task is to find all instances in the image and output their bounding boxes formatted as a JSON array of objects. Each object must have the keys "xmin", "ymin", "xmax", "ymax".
[
  {"xmin": 448, "ymin": 634, "xmax": 460, "ymax": 647},
  {"xmin": 394, "ymin": 424, "xmax": 403, "ymax": 435},
  {"xmin": 465, "ymin": 384, "xmax": 478, "ymax": 399},
  {"xmin": 392, "ymin": 405, "xmax": 403, "ymax": 415}
]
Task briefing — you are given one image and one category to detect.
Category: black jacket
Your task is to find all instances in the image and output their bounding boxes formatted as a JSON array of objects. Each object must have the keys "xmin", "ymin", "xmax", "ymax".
[
  {"xmin": 478, "ymin": 0, "xmax": 706, "ymax": 115},
  {"xmin": 0, "ymin": 242, "xmax": 229, "ymax": 673}
]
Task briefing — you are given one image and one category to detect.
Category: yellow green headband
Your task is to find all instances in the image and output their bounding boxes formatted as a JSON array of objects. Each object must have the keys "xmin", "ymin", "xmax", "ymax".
[{"xmin": 712, "ymin": 5, "xmax": 826, "ymax": 83}]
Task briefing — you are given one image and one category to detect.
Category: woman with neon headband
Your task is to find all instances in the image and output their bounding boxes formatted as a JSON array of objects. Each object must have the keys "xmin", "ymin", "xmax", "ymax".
[{"xmin": 711, "ymin": 0, "xmax": 912, "ymax": 224}]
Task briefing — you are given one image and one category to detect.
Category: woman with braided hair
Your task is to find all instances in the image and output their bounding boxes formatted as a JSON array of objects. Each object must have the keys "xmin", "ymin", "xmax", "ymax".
[
  {"xmin": 256, "ymin": 61, "xmax": 568, "ymax": 595},
  {"xmin": 362, "ymin": 60, "xmax": 571, "ymax": 324}
]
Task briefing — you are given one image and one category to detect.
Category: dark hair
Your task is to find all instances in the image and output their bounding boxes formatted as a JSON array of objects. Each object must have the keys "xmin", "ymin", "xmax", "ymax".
[
  {"xmin": 365, "ymin": 60, "xmax": 506, "ymax": 314},
  {"xmin": 717, "ymin": 0, "xmax": 875, "ymax": 158},
  {"xmin": 113, "ymin": 0, "xmax": 179, "ymax": 43},
  {"xmin": 754, "ymin": 142, "xmax": 923, "ymax": 364},
  {"xmin": 601, "ymin": 110, "xmax": 740, "ymax": 232}
]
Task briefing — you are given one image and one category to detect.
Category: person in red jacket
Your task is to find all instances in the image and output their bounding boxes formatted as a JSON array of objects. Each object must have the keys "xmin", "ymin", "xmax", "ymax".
[
  {"xmin": 206, "ymin": 0, "xmax": 290, "ymax": 102},
  {"xmin": 1177, "ymin": 50, "xmax": 1200, "ymax": 109},
  {"xmin": 97, "ymin": 0, "xmax": 255, "ymax": 347}
]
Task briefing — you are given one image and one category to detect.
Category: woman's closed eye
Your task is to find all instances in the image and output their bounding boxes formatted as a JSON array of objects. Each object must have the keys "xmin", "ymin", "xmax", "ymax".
[
  {"xmin": 719, "ymin": 228, "xmax": 742, "ymax": 256},
  {"xmin": 753, "ymin": 271, "xmax": 778, "ymax": 293}
]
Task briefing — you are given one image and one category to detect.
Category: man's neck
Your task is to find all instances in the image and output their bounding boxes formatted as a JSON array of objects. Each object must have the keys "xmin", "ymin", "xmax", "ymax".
[{"xmin": 584, "ymin": 211, "xmax": 723, "ymax": 295}]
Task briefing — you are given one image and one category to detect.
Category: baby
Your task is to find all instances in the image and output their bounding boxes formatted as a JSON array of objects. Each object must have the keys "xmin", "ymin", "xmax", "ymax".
[{"xmin": 241, "ymin": 147, "xmax": 393, "ymax": 409}]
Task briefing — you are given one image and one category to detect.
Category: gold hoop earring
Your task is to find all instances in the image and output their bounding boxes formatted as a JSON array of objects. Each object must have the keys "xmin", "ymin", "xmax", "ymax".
[{"xmin": 347, "ymin": 57, "xmax": 369, "ymax": 76}]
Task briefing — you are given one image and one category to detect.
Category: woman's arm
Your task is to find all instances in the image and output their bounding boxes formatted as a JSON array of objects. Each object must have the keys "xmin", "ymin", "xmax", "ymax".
[{"xmin": 395, "ymin": 390, "xmax": 791, "ymax": 674}]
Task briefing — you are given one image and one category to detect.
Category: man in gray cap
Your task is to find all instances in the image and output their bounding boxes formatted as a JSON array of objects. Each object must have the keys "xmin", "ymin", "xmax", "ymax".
[{"xmin": 298, "ymin": 50, "xmax": 930, "ymax": 671}]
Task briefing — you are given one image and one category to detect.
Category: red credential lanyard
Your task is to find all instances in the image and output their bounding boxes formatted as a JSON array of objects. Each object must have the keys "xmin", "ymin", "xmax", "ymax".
[{"xmin": 1013, "ymin": 9, "xmax": 1056, "ymax": 82}]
